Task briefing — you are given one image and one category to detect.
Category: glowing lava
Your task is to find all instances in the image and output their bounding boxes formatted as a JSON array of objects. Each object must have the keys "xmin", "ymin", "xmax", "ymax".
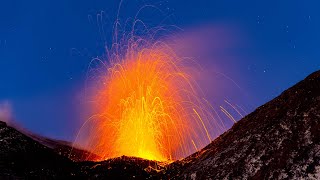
[{"xmin": 78, "ymin": 38, "xmax": 219, "ymax": 162}]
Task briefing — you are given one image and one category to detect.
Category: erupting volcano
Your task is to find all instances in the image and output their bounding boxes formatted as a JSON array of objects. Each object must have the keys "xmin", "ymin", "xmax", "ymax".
[{"xmin": 76, "ymin": 38, "xmax": 220, "ymax": 162}]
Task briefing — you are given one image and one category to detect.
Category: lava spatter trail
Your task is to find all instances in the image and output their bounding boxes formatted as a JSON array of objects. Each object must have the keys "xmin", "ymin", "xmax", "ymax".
[{"xmin": 75, "ymin": 22, "xmax": 228, "ymax": 162}]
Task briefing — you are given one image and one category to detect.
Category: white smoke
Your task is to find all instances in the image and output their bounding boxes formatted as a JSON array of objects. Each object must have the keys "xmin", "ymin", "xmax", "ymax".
[{"xmin": 0, "ymin": 101, "xmax": 12, "ymax": 123}]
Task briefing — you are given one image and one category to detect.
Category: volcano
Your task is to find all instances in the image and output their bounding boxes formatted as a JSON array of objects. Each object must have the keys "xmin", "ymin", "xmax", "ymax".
[{"xmin": 0, "ymin": 70, "xmax": 319, "ymax": 179}]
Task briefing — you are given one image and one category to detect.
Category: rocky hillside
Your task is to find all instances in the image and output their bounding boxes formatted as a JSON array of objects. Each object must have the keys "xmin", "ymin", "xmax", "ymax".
[
  {"xmin": 165, "ymin": 70, "xmax": 320, "ymax": 179},
  {"xmin": 27, "ymin": 132, "xmax": 101, "ymax": 162},
  {"xmin": 0, "ymin": 121, "xmax": 76, "ymax": 179}
]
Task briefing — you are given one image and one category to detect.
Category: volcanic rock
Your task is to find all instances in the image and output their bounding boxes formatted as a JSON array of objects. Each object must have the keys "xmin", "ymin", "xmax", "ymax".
[
  {"xmin": 27, "ymin": 133, "xmax": 101, "ymax": 162},
  {"xmin": 0, "ymin": 121, "xmax": 76, "ymax": 179},
  {"xmin": 165, "ymin": 70, "xmax": 320, "ymax": 179}
]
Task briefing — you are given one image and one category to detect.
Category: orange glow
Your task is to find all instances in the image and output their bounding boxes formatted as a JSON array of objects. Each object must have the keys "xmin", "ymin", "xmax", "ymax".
[{"xmin": 76, "ymin": 39, "xmax": 225, "ymax": 162}]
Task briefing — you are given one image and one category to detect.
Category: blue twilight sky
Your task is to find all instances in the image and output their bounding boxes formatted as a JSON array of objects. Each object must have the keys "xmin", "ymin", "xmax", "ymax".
[{"xmin": 0, "ymin": 0, "xmax": 319, "ymax": 140}]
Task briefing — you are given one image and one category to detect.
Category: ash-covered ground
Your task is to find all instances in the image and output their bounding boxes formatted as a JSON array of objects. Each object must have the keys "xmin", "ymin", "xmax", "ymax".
[{"xmin": 0, "ymin": 70, "xmax": 319, "ymax": 179}]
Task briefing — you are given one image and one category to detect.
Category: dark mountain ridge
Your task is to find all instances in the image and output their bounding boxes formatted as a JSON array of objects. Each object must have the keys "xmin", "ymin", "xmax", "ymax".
[
  {"xmin": 0, "ymin": 121, "xmax": 76, "ymax": 178},
  {"xmin": 165, "ymin": 70, "xmax": 320, "ymax": 179}
]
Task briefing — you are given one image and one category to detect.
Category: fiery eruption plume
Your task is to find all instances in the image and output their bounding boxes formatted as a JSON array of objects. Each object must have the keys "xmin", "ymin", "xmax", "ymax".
[{"xmin": 76, "ymin": 32, "xmax": 226, "ymax": 162}]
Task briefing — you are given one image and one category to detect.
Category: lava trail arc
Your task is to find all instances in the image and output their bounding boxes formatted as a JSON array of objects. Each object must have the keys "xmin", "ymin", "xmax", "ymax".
[{"xmin": 76, "ymin": 33, "xmax": 223, "ymax": 162}]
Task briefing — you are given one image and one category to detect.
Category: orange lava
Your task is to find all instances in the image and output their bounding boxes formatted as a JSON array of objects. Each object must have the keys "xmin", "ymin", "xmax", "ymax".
[{"xmin": 80, "ymin": 43, "xmax": 215, "ymax": 162}]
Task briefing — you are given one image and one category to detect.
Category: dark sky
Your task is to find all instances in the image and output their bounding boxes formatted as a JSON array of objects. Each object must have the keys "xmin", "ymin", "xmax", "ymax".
[{"xmin": 0, "ymin": 0, "xmax": 319, "ymax": 140}]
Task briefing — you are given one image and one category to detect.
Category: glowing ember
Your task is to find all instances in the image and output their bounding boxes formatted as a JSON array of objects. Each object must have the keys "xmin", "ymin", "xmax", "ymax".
[{"xmin": 76, "ymin": 35, "xmax": 224, "ymax": 162}]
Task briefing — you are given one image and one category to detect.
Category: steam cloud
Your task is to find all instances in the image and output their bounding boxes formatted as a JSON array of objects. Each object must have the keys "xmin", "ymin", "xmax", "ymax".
[{"xmin": 0, "ymin": 101, "xmax": 12, "ymax": 123}]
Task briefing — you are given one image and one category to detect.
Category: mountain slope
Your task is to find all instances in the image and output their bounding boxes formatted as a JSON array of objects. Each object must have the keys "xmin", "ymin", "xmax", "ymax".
[
  {"xmin": 0, "ymin": 121, "xmax": 77, "ymax": 178},
  {"xmin": 166, "ymin": 71, "xmax": 320, "ymax": 179},
  {"xmin": 27, "ymin": 132, "xmax": 101, "ymax": 162}
]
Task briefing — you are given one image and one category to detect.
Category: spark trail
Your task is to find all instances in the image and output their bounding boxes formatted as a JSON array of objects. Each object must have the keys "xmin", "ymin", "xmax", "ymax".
[{"xmin": 74, "ymin": 12, "xmax": 239, "ymax": 161}]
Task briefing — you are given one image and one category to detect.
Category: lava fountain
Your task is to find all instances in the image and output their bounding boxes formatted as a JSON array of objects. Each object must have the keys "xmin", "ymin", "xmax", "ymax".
[{"xmin": 76, "ymin": 28, "xmax": 226, "ymax": 162}]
